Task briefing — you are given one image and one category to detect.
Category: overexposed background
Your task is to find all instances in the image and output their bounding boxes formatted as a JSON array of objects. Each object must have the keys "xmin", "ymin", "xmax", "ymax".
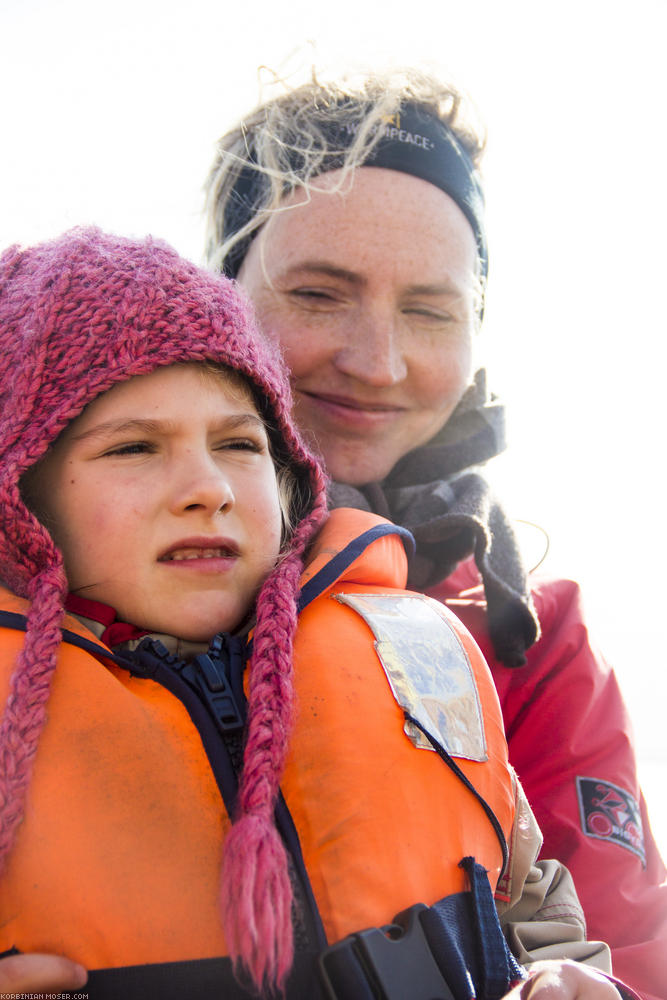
[{"xmin": 1, "ymin": 0, "xmax": 665, "ymax": 854}]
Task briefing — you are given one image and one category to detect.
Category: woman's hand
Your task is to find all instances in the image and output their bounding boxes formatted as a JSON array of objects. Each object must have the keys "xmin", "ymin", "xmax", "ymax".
[
  {"xmin": 0, "ymin": 952, "xmax": 88, "ymax": 992},
  {"xmin": 503, "ymin": 960, "xmax": 622, "ymax": 998}
]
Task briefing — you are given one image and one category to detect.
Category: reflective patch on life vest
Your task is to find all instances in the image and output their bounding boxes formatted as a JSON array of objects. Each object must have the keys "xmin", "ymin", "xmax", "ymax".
[
  {"xmin": 576, "ymin": 776, "xmax": 646, "ymax": 867},
  {"xmin": 334, "ymin": 593, "xmax": 487, "ymax": 761}
]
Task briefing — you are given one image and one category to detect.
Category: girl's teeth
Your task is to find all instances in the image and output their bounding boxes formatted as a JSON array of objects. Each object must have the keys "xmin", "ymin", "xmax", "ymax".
[{"xmin": 170, "ymin": 548, "xmax": 225, "ymax": 561}]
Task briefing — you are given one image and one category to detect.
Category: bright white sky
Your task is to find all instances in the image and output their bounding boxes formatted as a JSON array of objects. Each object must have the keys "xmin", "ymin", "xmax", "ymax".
[{"xmin": 1, "ymin": 0, "xmax": 666, "ymax": 852}]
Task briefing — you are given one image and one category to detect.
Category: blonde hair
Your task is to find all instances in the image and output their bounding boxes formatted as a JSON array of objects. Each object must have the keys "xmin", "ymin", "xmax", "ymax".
[{"xmin": 204, "ymin": 67, "xmax": 486, "ymax": 277}]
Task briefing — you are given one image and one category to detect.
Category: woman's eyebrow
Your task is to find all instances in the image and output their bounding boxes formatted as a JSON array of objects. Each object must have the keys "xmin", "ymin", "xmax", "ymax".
[
  {"xmin": 278, "ymin": 262, "xmax": 468, "ymax": 297},
  {"xmin": 279, "ymin": 261, "xmax": 361, "ymax": 285},
  {"xmin": 71, "ymin": 412, "xmax": 266, "ymax": 442},
  {"xmin": 403, "ymin": 280, "xmax": 468, "ymax": 297}
]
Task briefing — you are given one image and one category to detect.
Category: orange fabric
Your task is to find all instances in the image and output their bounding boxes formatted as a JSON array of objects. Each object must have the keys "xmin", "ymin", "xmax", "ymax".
[
  {"xmin": 300, "ymin": 508, "xmax": 409, "ymax": 589},
  {"xmin": 285, "ymin": 522, "xmax": 514, "ymax": 941},
  {"xmin": 0, "ymin": 509, "xmax": 514, "ymax": 968},
  {"xmin": 0, "ymin": 591, "xmax": 229, "ymax": 967}
]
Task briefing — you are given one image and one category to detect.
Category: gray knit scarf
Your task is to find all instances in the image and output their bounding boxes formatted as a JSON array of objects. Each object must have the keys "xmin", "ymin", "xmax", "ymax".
[{"xmin": 328, "ymin": 371, "xmax": 540, "ymax": 667}]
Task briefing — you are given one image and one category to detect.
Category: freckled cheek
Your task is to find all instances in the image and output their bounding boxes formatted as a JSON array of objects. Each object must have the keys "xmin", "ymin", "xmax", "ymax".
[
  {"xmin": 254, "ymin": 301, "xmax": 297, "ymax": 350},
  {"xmin": 252, "ymin": 499, "xmax": 283, "ymax": 541},
  {"xmin": 75, "ymin": 489, "xmax": 147, "ymax": 545},
  {"xmin": 279, "ymin": 338, "xmax": 324, "ymax": 381},
  {"xmin": 264, "ymin": 312, "xmax": 336, "ymax": 377},
  {"xmin": 418, "ymin": 338, "xmax": 474, "ymax": 403},
  {"xmin": 246, "ymin": 487, "xmax": 283, "ymax": 554}
]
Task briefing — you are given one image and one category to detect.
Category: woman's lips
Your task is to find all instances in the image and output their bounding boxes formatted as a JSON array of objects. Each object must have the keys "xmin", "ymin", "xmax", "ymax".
[{"xmin": 298, "ymin": 390, "xmax": 406, "ymax": 427}]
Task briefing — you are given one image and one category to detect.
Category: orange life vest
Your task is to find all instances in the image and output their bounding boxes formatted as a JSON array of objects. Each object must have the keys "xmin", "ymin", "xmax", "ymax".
[{"xmin": 0, "ymin": 508, "xmax": 514, "ymax": 971}]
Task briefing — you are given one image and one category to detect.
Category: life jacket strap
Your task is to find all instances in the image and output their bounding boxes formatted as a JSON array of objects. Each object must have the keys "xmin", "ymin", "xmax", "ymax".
[
  {"xmin": 319, "ymin": 903, "xmax": 456, "ymax": 1000},
  {"xmin": 319, "ymin": 864, "xmax": 527, "ymax": 1000},
  {"xmin": 77, "ymin": 951, "xmax": 323, "ymax": 999},
  {"xmin": 458, "ymin": 857, "xmax": 525, "ymax": 997}
]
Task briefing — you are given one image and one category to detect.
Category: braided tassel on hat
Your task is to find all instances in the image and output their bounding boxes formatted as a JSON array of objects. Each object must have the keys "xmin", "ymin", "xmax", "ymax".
[
  {"xmin": 221, "ymin": 488, "xmax": 326, "ymax": 992},
  {"xmin": 0, "ymin": 565, "xmax": 66, "ymax": 871}
]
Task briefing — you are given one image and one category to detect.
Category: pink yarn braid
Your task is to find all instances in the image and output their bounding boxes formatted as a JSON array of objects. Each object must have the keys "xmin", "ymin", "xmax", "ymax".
[
  {"xmin": 221, "ymin": 495, "xmax": 328, "ymax": 995},
  {"xmin": 0, "ymin": 564, "xmax": 67, "ymax": 872}
]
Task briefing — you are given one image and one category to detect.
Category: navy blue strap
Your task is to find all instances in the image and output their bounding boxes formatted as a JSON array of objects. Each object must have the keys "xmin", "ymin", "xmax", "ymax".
[
  {"xmin": 0, "ymin": 609, "xmax": 132, "ymax": 668},
  {"xmin": 1, "ymin": 948, "xmax": 324, "ymax": 1000},
  {"xmin": 0, "ymin": 610, "xmax": 28, "ymax": 632},
  {"xmin": 298, "ymin": 524, "xmax": 416, "ymax": 614},
  {"xmin": 459, "ymin": 857, "xmax": 526, "ymax": 997},
  {"xmin": 405, "ymin": 712, "xmax": 509, "ymax": 877}
]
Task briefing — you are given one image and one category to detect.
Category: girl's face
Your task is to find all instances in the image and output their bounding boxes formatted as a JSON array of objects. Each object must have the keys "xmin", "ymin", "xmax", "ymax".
[{"xmin": 30, "ymin": 364, "xmax": 283, "ymax": 641}]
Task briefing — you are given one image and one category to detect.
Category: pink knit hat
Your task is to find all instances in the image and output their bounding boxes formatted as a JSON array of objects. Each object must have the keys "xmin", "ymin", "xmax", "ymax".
[{"xmin": 0, "ymin": 227, "xmax": 328, "ymax": 992}]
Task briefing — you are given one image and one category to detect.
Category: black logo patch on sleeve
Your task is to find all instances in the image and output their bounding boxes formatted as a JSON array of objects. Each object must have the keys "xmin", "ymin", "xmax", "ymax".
[{"xmin": 576, "ymin": 776, "xmax": 646, "ymax": 866}]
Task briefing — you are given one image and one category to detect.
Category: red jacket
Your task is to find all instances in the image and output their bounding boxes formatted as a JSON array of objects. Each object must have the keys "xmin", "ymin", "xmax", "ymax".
[{"xmin": 431, "ymin": 561, "xmax": 667, "ymax": 999}]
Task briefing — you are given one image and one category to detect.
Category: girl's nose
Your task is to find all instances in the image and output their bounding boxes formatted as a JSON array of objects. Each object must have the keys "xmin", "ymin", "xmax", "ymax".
[{"xmin": 169, "ymin": 455, "xmax": 235, "ymax": 516}]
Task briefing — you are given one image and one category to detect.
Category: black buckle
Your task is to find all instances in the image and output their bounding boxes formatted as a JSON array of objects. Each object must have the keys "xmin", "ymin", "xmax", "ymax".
[
  {"xmin": 131, "ymin": 636, "xmax": 245, "ymax": 735},
  {"xmin": 319, "ymin": 904, "xmax": 455, "ymax": 1000},
  {"xmin": 192, "ymin": 649, "xmax": 244, "ymax": 734},
  {"xmin": 131, "ymin": 637, "xmax": 182, "ymax": 677}
]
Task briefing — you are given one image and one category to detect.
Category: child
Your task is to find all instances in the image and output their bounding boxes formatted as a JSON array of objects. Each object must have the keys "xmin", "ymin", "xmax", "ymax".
[{"xmin": 0, "ymin": 229, "xmax": 633, "ymax": 999}]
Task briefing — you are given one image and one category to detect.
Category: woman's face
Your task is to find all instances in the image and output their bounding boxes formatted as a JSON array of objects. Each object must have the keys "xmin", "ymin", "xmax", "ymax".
[
  {"xmin": 238, "ymin": 166, "xmax": 478, "ymax": 485},
  {"xmin": 28, "ymin": 365, "xmax": 283, "ymax": 641}
]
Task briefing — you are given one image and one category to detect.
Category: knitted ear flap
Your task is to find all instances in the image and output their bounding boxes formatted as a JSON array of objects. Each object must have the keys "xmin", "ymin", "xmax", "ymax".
[
  {"xmin": 0, "ymin": 474, "xmax": 69, "ymax": 872},
  {"xmin": 0, "ymin": 563, "xmax": 67, "ymax": 873},
  {"xmin": 221, "ymin": 488, "xmax": 327, "ymax": 994}
]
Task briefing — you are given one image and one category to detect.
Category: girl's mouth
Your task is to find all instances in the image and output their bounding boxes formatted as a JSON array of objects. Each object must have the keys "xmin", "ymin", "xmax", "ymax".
[
  {"xmin": 158, "ymin": 538, "xmax": 241, "ymax": 563},
  {"xmin": 160, "ymin": 547, "xmax": 236, "ymax": 562}
]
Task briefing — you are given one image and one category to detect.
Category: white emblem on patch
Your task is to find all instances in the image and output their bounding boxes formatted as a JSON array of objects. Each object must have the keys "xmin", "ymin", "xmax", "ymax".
[{"xmin": 334, "ymin": 593, "xmax": 487, "ymax": 761}]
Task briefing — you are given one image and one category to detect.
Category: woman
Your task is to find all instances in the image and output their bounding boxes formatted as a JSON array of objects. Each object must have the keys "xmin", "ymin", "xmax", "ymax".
[{"xmin": 204, "ymin": 69, "xmax": 667, "ymax": 999}]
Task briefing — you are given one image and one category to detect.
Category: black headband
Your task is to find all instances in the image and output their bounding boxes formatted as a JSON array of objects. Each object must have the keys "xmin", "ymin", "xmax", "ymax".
[{"xmin": 221, "ymin": 104, "xmax": 487, "ymax": 283}]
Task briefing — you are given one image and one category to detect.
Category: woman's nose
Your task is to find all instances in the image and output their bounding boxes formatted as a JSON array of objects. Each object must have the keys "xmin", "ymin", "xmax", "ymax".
[{"xmin": 334, "ymin": 310, "xmax": 407, "ymax": 386}]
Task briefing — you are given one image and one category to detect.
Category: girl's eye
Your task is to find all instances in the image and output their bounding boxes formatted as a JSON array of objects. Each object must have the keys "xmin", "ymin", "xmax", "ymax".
[
  {"xmin": 104, "ymin": 442, "xmax": 154, "ymax": 457},
  {"xmin": 218, "ymin": 438, "xmax": 264, "ymax": 453}
]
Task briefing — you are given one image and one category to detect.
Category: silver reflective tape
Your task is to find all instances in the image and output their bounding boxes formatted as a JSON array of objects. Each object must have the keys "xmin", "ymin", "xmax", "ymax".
[{"xmin": 334, "ymin": 593, "xmax": 487, "ymax": 760}]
